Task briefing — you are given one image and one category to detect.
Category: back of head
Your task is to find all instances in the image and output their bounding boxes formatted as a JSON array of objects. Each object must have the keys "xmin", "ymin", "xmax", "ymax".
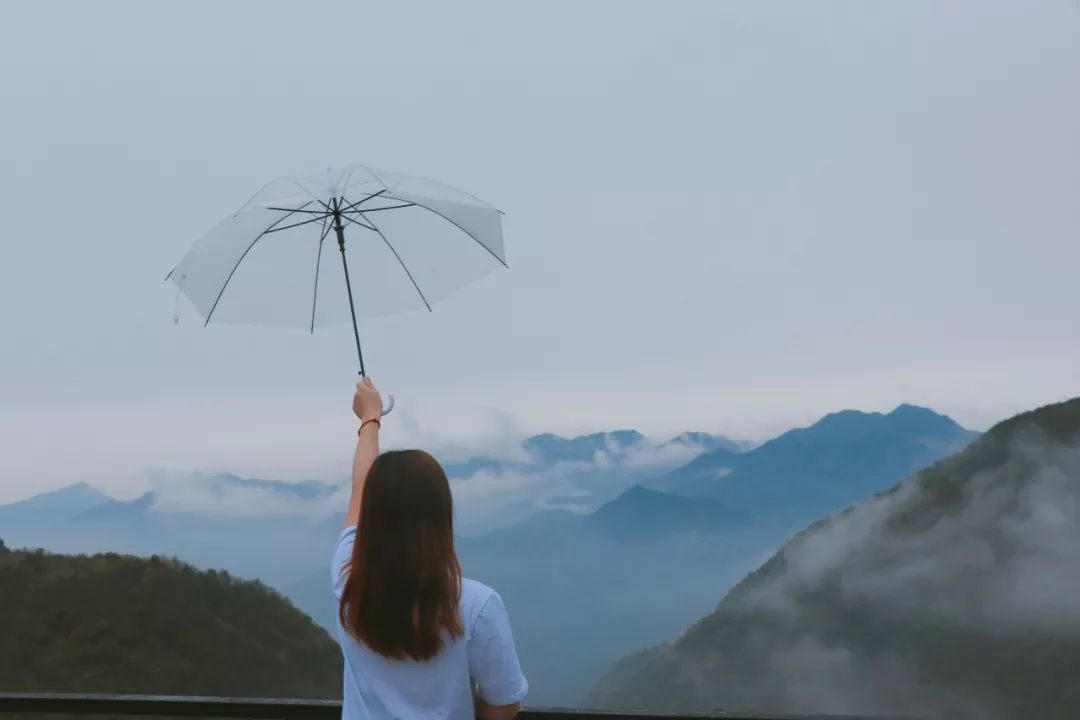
[{"xmin": 338, "ymin": 449, "xmax": 464, "ymax": 661}]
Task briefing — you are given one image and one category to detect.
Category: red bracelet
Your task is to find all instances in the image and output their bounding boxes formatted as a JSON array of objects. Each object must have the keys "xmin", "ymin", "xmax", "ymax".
[{"xmin": 358, "ymin": 417, "xmax": 381, "ymax": 435}]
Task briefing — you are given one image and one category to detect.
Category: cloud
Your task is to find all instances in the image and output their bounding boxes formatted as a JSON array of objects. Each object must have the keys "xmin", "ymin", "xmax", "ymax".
[
  {"xmin": 446, "ymin": 432, "xmax": 728, "ymax": 534},
  {"xmin": 618, "ymin": 437, "xmax": 715, "ymax": 469},
  {"xmin": 129, "ymin": 428, "xmax": 729, "ymax": 533},
  {"xmin": 741, "ymin": 432, "xmax": 1080, "ymax": 623},
  {"xmin": 730, "ymin": 632, "xmax": 996, "ymax": 719},
  {"xmin": 147, "ymin": 471, "xmax": 347, "ymax": 519},
  {"xmin": 450, "ymin": 467, "xmax": 550, "ymax": 507},
  {"xmin": 711, "ymin": 431, "xmax": 1080, "ymax": 718},
  {"xmin": 449, "ymin": 461, "xmax": 597, "ymax": 535}
]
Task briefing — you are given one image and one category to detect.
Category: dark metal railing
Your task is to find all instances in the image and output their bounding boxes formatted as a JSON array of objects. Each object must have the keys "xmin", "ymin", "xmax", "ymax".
[{"xmin": 0, "ymin": 693, "xmax": 904, "ymax": 720}]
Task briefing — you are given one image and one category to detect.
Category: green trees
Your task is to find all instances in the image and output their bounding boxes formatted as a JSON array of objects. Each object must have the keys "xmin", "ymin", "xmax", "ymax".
[{"xmin": 0, "ymin": 548, "xmax": 341, "ymax": 698}]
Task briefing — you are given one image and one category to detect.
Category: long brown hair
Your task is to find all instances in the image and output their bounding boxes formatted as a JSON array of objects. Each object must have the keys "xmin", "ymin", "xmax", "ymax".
[{"xmin": 338, "ymin": 449, "xmax": 464, "ymax": 661}]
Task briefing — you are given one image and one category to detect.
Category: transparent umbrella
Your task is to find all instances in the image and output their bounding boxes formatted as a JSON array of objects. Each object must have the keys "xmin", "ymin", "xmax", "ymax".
[{"xmin": 167, "ymin": 163, "xmax": 507, "ymax": 411}]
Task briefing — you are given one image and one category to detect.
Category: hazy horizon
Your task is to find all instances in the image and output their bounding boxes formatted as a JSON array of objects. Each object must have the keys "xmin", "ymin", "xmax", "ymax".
[{"xmin": 0, "ymin": 398, "xmax": 975, "ymax": 507}]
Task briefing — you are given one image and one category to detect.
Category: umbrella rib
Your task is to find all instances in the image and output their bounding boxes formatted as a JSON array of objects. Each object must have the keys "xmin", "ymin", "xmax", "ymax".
[
  {"xmin": 263, "ymin": 213, "xmax": 333, "ymax": 234},
  {"xmin": 360, "ymin": 211, "xmax": 432, "ymax": 312},
  {"xmin": 202, "ymin": 201, "xmax": 315, "ymax": 325},
  {"xmin": 384, "ymin": 195, "xmax": 509, "ymax": 269},
  {"xmin": 340, "ymin": 214, "xmax": 378, "ymax": 233},
  {"xmin": 309, "ymin": 214, "xmax": 333, "ymax": 333},
  {"xmin": 264, "ymin": 206, "xmax": 337, "ymax": 215},
  {"xmin": 338, "ymin": 190, "xmax": 389, "ymax": 214},
  {"xmin": 341, "ymin": 203, "xmax": 415, "ymax": 213}
]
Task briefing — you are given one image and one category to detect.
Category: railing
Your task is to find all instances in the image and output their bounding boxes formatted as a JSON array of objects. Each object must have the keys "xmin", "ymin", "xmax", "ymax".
[{"xmin": 0, "ymin": 693, "xmax": 907, "ymax": 720}]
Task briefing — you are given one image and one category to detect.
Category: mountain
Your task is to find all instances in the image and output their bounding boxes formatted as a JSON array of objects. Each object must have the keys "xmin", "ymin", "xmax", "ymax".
[
  {"xmin": 68, "ymin": 474, "xmax": 339, "ymax": 525},
  {"xmin": 520, "ymin": 429, "xmax": 745, "ymax": 464},
  {"xmin": 0, "ymin": 544, "xmax": 341, "ymax": 697},
  {"xmin": 586, "ymin": 485, "xmax": 740, "ymax": 539},
  {"xmin": 455, "ymin": 483, "xmax": 783, "ymax": 705},
  {"xmin": 654, "ymin": 404, "xmax": 977, "ymax": 519},
  {"xmin": 440, "ymin": 431, "xmax": 650, "ymax": 478},
  {"xmin": 1, "ymin": 475, "xmax": 340, "ymax": 534},
  {"xmin": 588, "ymin": 398, "xmax": 1080, "ymax": 720},
  {"xmin": 73, "ymin": 490, "xmax": 155, "ymax": 523},
  {"xmin": 662, "ymin": 431, "xmax": 749, "ymax": 455},
  {"xmin": 203, "ymin": 473, "xmax": 337, "ymax": 500},
  {"xmin": 523, "ymin": 430, "xmax": 648, "ymax": 463},
  {"xmin": 0, "ymin": 482, "xmax": 113, "ymax": 550},
  {"xmin": 443, "ymin": 429, "xmax": 745, "ymax": 535},
  {"xmin": 0, "ymin": 481, "xmax": 110, "ymax": 518},
  {"xmin": 1, "ymin": 476, "xmax": 342, "ymax": 601}
]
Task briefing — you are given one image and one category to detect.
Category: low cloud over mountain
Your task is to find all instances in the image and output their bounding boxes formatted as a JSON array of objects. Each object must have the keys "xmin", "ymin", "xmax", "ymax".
[{"xmin": 589, "ymin": 398, "xmax": 1080, "ymax": 720}]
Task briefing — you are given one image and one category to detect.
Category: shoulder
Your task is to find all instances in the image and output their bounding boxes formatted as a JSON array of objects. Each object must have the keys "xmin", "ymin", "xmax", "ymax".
[
  {"xmin": 461, "ymin": 577, "xmax": 497, "ymax": 608},
  {"xmin": 460, "ymin": 577, "xmax": 499, "ymax": 625}
]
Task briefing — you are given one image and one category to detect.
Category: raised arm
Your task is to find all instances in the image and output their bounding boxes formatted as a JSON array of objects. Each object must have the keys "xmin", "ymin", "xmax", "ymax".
[{"xmin": 344, "ymin": 378, "xmax": 383, "ymax": 528}]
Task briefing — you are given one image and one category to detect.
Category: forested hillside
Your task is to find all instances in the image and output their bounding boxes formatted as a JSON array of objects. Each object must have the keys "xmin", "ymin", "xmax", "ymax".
[{"xmin": 0, "ymin": 544, "xmax": 341, "ymax": 698}]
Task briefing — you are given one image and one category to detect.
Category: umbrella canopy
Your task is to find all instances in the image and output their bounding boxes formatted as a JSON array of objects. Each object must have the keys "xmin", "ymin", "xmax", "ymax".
[{"xmin": 167, "ymin": 163, "xmax": 507, "ymax": 376}]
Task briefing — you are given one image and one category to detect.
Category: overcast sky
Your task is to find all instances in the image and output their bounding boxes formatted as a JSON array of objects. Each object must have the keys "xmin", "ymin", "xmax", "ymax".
[{"xmin": 2, "ymin": 0, "xmax": 1079, "ymax": 502}]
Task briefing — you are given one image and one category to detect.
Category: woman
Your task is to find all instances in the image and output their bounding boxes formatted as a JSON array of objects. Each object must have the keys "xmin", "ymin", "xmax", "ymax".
[{"xmin": 332, "ymin": 379, "xmax": 528, "ymax": 720}]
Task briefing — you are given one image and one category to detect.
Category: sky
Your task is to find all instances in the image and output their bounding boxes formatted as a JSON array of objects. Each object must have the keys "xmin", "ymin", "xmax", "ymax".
[{"xmin": 2, "ymin": 0, "xmax": 1080, "ymax": 503}]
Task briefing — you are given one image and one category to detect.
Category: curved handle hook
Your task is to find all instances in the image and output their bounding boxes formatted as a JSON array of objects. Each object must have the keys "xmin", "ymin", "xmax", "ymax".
[{"xmin": 359, "ymin": 372, "xmax": 395, "ymax": 416}]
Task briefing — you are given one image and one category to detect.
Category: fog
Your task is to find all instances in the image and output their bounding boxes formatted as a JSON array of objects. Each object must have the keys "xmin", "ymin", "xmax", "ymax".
[
  {"xmin": 716, "ymin": 432, "xmax": 1080, "ymax": 718},
  {"xmin": 57, "ymin": 429, "xmax": 727, "ymax": 534},
  {"xmin": 750, "ymin": 434, "xmax": 1080, "ymax": 629},
  {"xmin": 147, "ymin": 472, "xmax": 346, "ymax": 519},
  {"xmin": 448, "ymin": 431, "xmax": 724, "ymax": 534}
]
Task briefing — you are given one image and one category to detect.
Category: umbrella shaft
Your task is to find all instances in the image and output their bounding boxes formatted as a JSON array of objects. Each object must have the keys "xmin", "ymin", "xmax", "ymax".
[{"xmin": 333, "ymin": 210, "xmax": 367, "ymax": 377}]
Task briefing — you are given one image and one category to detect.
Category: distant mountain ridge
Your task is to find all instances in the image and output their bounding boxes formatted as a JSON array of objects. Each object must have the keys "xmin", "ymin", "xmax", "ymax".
[
  {"xmin": 0, "ymin": 482, "xmax": 113, "ymax": 545},
  {"xmin": 653, "ymin": 404, "xmax": 976, "ymax": 520},
  {"xmin": 588, "ymin": 398, "xmax": 1080, "ymax": 720},
  {"xmin": 441, "ymin": 428, "xmax": 743, "ymax": 478},
  {"xmin": 196, "ymin": 473, "xmax": 338, "ymax": 499},
  {"xmin": 414, "ymin": 428, "xmax": 747, "ymax": 535},
  {"xmin": 1, "ymin": 426, "xmax": 743, "ymax": 541},
  {"xmin": 0, "ymin": 428, "xmax": 740, "ymax": 519},
  {"xmin": 662, "ymin": 431, "xmax": 750, "ymax": 454},
  {"xmin": 1, "ymin": 474, "xmax": 341, "ymax": 526},
  {"xmin": 587, "ymin": 485, "xmax": 739, "ymax": 539},
  {"xmin": 0, "ymin": 481, "xmax": 110, "ymax": 521},
  {"xmin": 523, "ymin": 430, "xmax": 647, "ymax": 462},
  {"xmin": 73, "ymin": 491, "xmax": 155, "ymax": 523},
  {"xmin": 467, "ymin": 484, "xmax": 740, "ymax": 547}
]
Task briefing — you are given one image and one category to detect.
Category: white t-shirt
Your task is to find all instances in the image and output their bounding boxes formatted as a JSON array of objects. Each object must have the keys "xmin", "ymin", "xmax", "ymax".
[{"xmin": 331, "ymin": 527, "xmax": 528, "ymax": 720}]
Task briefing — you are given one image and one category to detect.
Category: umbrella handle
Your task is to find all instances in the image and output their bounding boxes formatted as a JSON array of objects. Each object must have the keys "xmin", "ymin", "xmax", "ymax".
[{"xmin": 382, "ymin": 393, "xmax": 396, "ymax": 416}]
